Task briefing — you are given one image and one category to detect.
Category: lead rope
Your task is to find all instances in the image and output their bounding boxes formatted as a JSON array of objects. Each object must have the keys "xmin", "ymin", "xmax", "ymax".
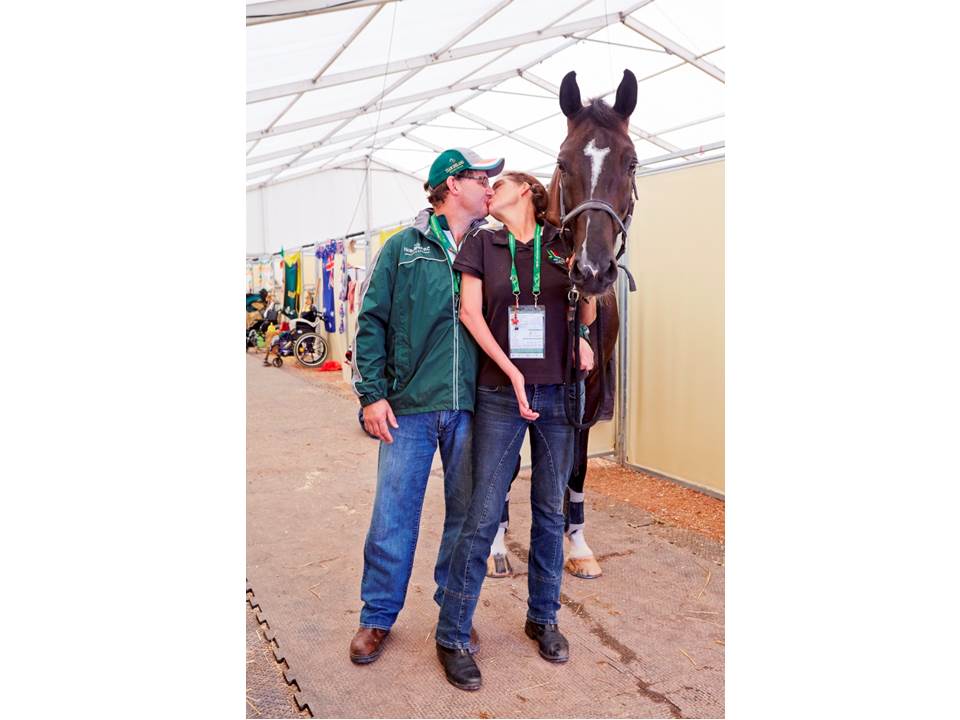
[{"xmin": 563, "ymin": 286, "xmax": 605, "ymax": 431}]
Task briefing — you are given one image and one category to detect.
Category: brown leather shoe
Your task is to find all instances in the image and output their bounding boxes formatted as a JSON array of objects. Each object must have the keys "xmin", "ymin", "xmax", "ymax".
[{"xmin": 349, "ymin": 627, "xmax": 390, "ymax": 665}]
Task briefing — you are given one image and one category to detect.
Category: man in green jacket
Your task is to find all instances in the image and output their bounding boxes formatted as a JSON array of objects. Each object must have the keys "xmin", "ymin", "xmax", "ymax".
[{"xmin": 348, "ymin": 148, "xmax": 503, "ymax": 665}]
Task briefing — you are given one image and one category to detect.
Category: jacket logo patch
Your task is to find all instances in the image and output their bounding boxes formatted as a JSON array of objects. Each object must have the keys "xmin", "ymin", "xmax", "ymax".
[{"xmin": 402, "ymin": 243, "xmax": 433, "ymax": 256}]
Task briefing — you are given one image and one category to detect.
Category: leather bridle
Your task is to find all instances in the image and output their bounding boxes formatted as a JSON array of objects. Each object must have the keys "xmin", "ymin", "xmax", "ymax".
[
  {"xmin": 555, "ymin": 161, "xmax": 639, "ymax": 264},
  {"xmin": 557, "ymin": 160, "xmax": 639, "ymax": 430}
]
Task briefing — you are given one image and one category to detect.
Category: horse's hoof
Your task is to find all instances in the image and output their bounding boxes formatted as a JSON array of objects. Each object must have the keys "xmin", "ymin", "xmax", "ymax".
[
  {"xmin": 486, "ymin": 553, "xmax": 513, "ymax": 578},
  {"xmin": 565, "ymin": 555, "xmax": 603, "ymax": 579}
]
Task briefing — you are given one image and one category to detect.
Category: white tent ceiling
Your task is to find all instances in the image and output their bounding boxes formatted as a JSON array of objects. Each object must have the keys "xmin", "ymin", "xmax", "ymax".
[{"xmin": 246, "ymin": 0, "xmax": 724, "ymax": 191}]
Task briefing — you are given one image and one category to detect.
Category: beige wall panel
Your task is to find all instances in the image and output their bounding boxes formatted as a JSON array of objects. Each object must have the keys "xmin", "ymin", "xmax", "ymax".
[
  {"xmin": 626, "ymin": 161, "xmax": 724, "ymax": 494},
  {"xmin": 588, "ymin": 417, "xmax": 616, "ymax": 456}
]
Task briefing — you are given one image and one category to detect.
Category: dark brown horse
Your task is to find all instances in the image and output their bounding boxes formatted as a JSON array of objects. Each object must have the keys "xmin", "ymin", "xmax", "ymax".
[
  {"xmin": 550, "ymin": 69, "xmax": 638, "ymax": 578},
  {"xmin": 486, "ymin": 69, "xmax": 638, "ymax": 580}
]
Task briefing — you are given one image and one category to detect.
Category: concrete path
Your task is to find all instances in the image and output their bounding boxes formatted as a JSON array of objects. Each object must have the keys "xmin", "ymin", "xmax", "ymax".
[{"xmin": 246, "ymin": 354, "xmax": 724, "ymax": 718}]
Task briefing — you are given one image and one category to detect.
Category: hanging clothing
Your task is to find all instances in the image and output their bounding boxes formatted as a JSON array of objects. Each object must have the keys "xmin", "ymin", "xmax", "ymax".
[
  {"xmin": 337, "ymin": 239, "xmax": 347, "ymax": 334},
  {"xmin": 319, "ymin": 241, "xmax": 337, "ymax": 333}
]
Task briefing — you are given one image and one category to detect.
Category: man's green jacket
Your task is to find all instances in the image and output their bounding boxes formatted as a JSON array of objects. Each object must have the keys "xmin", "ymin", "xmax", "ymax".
[{"xmin": 351, "ymin": 209, "xmax": 482, "ymax": 415}]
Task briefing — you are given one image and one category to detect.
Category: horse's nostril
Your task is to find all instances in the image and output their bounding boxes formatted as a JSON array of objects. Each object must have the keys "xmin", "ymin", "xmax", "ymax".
[
  {"xmin": 603, "ymin": 260, "xmax": 619, "ymax": 283},
  {"xmin": 570, "ymin": 263, "xmax": 587, "ymax": 283}
]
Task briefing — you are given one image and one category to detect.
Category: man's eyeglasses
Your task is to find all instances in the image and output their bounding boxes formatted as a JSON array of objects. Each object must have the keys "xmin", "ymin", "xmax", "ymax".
[{"xmin": 458, "ymin": 173, "xmax": 490, "ymax": 188}]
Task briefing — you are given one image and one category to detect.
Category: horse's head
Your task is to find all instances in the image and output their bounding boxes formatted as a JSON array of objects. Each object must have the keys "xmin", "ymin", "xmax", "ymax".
[{"xmin": 547, "ymin": 70, "xmax": 638, "ymax": 296}]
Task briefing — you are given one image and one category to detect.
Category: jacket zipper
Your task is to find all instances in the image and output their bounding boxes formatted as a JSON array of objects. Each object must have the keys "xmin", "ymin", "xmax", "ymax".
[
  {"xmin": 448, "ymin": 256, "xmax": 459, "ymax": 410},
  {"xmin": 423, "ymin": 225, "xmax": 460, "ymax": 410}
]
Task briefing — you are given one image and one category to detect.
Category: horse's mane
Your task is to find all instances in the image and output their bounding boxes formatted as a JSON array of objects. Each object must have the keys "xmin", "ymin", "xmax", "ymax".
[{"xmin": 580, "ymin": 99, "xmax": 625, "ymax": 131}]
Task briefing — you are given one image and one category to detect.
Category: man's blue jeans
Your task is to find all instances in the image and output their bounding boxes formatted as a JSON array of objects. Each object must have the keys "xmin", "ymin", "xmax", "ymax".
[
  {"xmin": 436, "ymin": 384, "xmax": 574, "ymax": 650},
  {"xmin": 359, "ymin": 409, "xmax": 473, "ymax": 630}
]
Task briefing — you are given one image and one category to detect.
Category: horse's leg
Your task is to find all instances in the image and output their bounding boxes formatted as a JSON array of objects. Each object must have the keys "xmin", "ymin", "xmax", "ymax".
[
  {"xmin": 564, "ymin": 427, "xmax": 604, "ymax": 579},
  {"xmin": 564, "ymin": 296, "xmax": 617, "ymax": 578},
  {"xmin": 486, "ymin": 455, "xmax": 520, "ymax": 578}
]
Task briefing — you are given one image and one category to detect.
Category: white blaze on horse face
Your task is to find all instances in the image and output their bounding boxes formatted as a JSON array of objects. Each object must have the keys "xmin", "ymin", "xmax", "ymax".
[
  {"xmin": 580, "ymin": 216, "xmax": 596, "ymax": 273},
  {"xmin": 583, "ymin": 138, "xmax": 610, "ymax": 199},
  {"xmin": 579, "ymin": 138, "xmax": 610, "ymax": 274}
]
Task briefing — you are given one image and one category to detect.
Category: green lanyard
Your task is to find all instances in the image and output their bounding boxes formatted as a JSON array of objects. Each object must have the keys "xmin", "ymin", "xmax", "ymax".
[
  {"xmin": 428, "ymin": 214, "xmax": 460, "ymax": 295},
  {"xmin": 508, "ymin": 223, "xmax": 542, "ymax": 307}
]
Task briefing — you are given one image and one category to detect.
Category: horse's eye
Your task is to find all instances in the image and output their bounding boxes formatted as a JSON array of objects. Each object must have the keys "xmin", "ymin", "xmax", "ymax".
[
  {"xmin": 557, "ymin": 161, "xmax": 567, "ymax": 175},
  {"xmin": 628, "ymin": 160, "xmax": 638, "ymax": 173}
]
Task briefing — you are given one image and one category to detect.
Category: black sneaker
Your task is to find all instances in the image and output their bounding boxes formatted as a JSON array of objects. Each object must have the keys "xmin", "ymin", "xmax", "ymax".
[
  {"xmin": 436, "ymin": 643, "xmax": 482, "ymax": 691},
  {"xmin": 524, "ymin": 619, "xmax": 570, "ymax": 663}
]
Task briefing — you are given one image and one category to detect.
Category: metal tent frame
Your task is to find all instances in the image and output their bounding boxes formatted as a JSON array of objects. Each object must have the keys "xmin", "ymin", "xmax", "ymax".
[{"xmin": 246, "ymin": 0, "xmax": 724, "ymax": 190}]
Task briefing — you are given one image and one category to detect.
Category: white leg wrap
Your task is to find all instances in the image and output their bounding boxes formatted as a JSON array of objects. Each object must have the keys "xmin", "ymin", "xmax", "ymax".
[
  {"xmin": 490, "ymin": 525, "xmax": 508, "ymax": 556},
  {"xmin": 566, "ymin": 524, "xmax": 594, "ymax": 558}
]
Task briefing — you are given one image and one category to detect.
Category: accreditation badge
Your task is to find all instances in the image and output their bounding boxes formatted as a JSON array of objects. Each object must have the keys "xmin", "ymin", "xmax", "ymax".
[{"xmin": 508, "ymin": 305, "xmax": 546, "ymax": 359}]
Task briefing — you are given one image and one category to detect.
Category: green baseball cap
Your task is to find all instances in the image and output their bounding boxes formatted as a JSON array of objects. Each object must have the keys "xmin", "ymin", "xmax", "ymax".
[{"xmin": 427, "ymin": 147, "xmax": 505, "ymax": 189}]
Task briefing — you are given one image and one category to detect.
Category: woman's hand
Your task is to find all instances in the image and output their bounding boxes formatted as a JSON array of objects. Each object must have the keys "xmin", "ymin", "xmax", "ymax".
[
  {"xmin": 508, "ymin": 368, "xmax": 540, "ymax": 421},
  {"xmin": 578, "ymin": 337, "xmax": 595, "ymax": 372}
]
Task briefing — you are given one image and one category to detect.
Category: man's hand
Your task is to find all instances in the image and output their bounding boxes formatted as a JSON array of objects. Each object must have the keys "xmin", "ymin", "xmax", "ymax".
[{"xmin": 363, "ymin": 399, "xmax": 400, "ymax": 443}]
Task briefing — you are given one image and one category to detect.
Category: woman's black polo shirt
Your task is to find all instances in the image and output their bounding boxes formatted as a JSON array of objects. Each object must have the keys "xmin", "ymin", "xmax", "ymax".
[{"xmin": 453, "ymin": 222, "xmax": 572, "ymax": 387}]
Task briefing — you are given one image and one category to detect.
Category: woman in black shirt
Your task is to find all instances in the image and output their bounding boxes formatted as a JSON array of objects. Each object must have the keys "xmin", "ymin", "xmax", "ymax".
[{"xmin": 434, "ymin": 171, "xmax": 596, "ymax": 689}]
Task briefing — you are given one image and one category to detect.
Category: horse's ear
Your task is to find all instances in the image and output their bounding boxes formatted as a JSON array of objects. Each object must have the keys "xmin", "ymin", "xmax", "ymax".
[
  {"xmin": 613, "ymin": 69, "xmax": 637, "ymax": 119},
  {"xmin": 545, "ymin": 164, "xmax": 562, "ymax": 227},
  {"xmin": 559, "ymin": 71, "xmax": 582, "ymax": 118}
]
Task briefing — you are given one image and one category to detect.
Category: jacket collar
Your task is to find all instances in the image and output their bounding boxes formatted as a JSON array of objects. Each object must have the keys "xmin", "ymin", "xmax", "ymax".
[{"xmin": 413, "ymin": 207, "xmax": 488, "ymax": 242}]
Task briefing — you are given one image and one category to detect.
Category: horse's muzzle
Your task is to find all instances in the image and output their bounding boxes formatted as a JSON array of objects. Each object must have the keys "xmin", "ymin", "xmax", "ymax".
[{"xmin": 570, "ymin": 258, "xmax": 618, "ymax": 296}]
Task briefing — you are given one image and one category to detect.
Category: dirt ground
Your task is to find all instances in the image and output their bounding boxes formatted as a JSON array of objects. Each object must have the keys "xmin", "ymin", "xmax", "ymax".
[
  {"xmin": 247, "ymin": 354, "xmax": 724, "ymax": 718},
  {"xmin": 584, "ymin": 459, "xmax": 725, "ymax": 544},
  {"xmin": 283, "ymin": 357, "xmax": 725, "ymax": 544}
]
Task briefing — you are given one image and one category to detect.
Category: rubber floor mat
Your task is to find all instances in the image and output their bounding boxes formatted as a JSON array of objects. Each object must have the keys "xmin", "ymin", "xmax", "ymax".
[{"xmin": 246, "ymin": 355, "xmax": 724, "ymax": 717}]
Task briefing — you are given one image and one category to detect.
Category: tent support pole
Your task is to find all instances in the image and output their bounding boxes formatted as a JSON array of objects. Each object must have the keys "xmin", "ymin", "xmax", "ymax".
[
  {"xmin": 616, "ymin": 242, "xmax": 630, "ymax": 466},
  {"xmin": 365, "ymin": 155, "xmax": 372, "ymax": 271}
]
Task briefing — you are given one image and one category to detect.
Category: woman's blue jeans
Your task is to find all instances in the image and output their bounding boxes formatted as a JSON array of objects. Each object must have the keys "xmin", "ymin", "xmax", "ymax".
[
  {"xmin": 358, "ymin": 409, "xmax": 473, "ymax": 630},
  {"xmin": 436, "ymin": 384, "xmax": 574, "ymax": 650}
]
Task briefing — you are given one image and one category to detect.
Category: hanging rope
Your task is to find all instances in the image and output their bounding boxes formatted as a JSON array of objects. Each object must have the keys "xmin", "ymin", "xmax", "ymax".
[{"xmin": 369, "ymin": 2, "xmax": 400, "ymax": 154}]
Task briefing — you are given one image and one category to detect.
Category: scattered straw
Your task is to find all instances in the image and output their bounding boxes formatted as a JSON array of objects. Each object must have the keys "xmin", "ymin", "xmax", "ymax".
[
  {"xmin": 695, "ymin": 569, "xmax": 712, "ymax": 600},
  {"xmin": 300, "ymin": 555, "xmax": 340, "ymax": 568},
  {"xmin": 685, "ymin": 616, "xmax": 724, "ymax": 628}
]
